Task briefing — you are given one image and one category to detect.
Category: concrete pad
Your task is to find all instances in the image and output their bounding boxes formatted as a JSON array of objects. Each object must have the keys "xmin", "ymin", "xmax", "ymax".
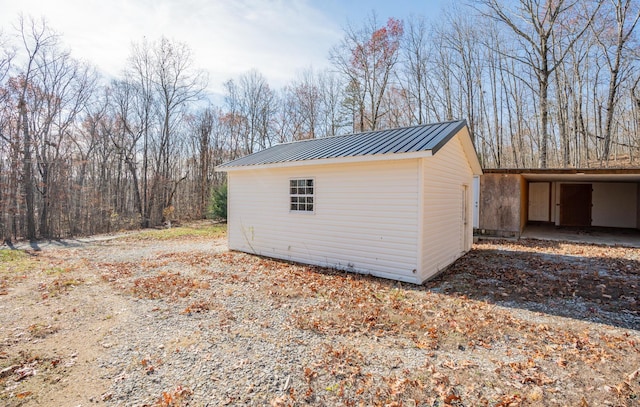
[{"xmin": 522, "ymin": 224, "xmax": 640, "ymax": 248}]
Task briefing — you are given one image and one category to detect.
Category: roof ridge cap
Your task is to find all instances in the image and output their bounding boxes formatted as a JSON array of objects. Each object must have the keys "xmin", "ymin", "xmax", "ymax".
[{"xmin": 272, "ymin": 120, "xmax": 464, "ymax": 147}]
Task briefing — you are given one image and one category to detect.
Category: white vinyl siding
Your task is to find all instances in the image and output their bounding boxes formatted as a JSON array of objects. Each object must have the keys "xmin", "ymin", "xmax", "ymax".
[
  {"xmin": 421, "ymin": 134, "xmax": 474, "ymax": 281},
  {"xmin": 227, "ymin": 159, "xmax": 421, "ymax": 283}
]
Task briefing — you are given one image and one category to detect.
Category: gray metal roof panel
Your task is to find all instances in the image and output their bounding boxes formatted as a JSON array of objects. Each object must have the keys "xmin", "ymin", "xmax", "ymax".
[
  {"xmin": 217, "ymin": 120, "xmax": 467, "ymax": 168},
  {"xmin": 429, "ymin": 120, "xmax": 467, "ymax": 154}
]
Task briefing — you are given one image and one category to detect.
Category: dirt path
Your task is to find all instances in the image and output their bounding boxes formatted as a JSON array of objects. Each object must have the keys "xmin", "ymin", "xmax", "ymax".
[
  {"xmin": 2, "ymin": 230, "xmax": 138, "ymax": 252},
  {"xmin": 1, "ymin": 282, "xmax": 132, "ymax": 404},
  {"xmin": 1, "ymin": 249, "xmax": 135, "ymax": 405},
  {"xmin": 1, "ymin": 225, "xmax": 227, "ymax": 405}
]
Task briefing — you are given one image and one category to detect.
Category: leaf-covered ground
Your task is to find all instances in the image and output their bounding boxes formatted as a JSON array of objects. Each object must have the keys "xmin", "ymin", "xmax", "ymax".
[{"xmin": 0, "ymin": 224, "xmax": 638, "ymax": 406}]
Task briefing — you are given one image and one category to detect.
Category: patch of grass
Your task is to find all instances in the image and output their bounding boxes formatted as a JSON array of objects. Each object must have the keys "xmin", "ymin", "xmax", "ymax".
[
  {"xmin": 3, "ymin": 253, "xmax": 82, "ymax": 297},
  {"xmin": 0, "ymin": 250, "xmax": 35, "ymax": 272},
  {"xmin": 122, "ymin": 223, "xmax": 226, "ymax": 241},
  {"xmin": 0, "ymin": 250, "xmax": 27, "ymax": 262},
  {"xmin": 0, "ymin": 250, "xmax": 39, "ymax": 275},
  {"xmin": 43, "ymin": 266, "xmax": 73, "ymax": 275}
]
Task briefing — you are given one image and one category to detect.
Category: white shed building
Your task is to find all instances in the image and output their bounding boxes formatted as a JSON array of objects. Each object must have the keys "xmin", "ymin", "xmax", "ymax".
[{"xmin": 217, "ymin": 120, "xmax": 482, "ymax": 284}]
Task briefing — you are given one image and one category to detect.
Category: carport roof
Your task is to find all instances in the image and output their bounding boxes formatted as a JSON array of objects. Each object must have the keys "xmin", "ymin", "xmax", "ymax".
[{"xmin": 483, "ymin": 168, "xmax": 640, "ymax": 182}]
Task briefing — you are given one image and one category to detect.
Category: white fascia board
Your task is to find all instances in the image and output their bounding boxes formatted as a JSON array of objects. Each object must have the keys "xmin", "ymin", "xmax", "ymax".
[
  {"xmin": 457, "ymin": 127, "xmax": 483, "ymax": 175},
  {"xmin": 216, "ymin": 150, "xmax": 433, "ymax": 172}
]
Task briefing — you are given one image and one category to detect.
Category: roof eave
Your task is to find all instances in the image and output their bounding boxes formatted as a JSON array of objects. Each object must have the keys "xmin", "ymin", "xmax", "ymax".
[{"xmin": 216, "ymin": 150, "xmax": 434, "ymax": 172}]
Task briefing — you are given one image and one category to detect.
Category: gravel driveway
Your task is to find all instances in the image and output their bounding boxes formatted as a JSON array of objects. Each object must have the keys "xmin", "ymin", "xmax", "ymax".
[{"xmin": 1, "ymin": 226, "xmax": 638, "ymax": 406}]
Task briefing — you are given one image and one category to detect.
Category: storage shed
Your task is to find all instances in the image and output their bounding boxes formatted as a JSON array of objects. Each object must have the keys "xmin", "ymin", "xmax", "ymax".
[
  {"xmin": 216, "ymin": 120, "xmax": 482, "ymax": 284},
  {"xmin": 478, "ymin": 168, "xmax": 640, "ymax": 238}
]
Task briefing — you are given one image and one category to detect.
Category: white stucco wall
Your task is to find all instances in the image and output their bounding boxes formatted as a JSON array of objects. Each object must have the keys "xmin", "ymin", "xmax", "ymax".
[
  {"xmin": 227, "ymin": 159, "xmax": 422, "ymax": 283},
  {"xmin": 592, "ymin": 183, "xmax": 637, "ymax": 228}
]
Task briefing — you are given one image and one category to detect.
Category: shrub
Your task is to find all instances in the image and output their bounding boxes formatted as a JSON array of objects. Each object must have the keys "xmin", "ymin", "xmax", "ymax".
[{"xmin": 208, "ymin": 184, "xmax": 227, "ymax": 221}]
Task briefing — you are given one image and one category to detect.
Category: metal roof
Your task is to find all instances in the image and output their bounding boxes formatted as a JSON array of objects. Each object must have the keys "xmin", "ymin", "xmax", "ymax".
[{"xmin": 217, "ymin": 120, "xmax": 467, "ymax": 169}]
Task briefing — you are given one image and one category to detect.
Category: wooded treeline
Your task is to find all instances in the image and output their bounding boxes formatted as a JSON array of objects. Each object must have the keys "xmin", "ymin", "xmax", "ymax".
[{"xmin": 2, "ymin": 0, "xmax": 640, "ymax": 241}]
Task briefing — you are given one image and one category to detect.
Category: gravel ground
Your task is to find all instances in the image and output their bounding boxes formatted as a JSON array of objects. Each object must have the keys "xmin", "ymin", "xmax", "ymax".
[
  {"xmin": 93, "ymin": 240, "xmax": 432, "ymax": 406},
  {"xmin": 1, "ymin": 226, "xmax": 639, "ymax": 406}
]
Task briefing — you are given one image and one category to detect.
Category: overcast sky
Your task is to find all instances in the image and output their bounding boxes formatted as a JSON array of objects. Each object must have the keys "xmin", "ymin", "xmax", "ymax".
[{"xmin": 0, "ymin": 0, "xmax": 447, "ymax": 99}]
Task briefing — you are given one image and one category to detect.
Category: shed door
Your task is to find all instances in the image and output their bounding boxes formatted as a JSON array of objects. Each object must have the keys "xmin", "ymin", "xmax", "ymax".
[
  {"xmin": 472, "ymin": 176, "xmax": 480, "ymax": 228},
  {"xmin": 560, "ymin": 184, "xmax": 592, "ymax": 226},
  {"xmin": 462, "ymin": 185, "xmax": 469, "ymax": 251},
  {"xmin": 528, "ymin": 182, "xmax": 550, "ymax": 222}
]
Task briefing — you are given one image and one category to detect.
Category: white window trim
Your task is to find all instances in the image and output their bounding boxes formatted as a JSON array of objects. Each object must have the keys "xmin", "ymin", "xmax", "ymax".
[{"xmin": 289, "ymin": 177, "xmax": 315, "ymax": 214}]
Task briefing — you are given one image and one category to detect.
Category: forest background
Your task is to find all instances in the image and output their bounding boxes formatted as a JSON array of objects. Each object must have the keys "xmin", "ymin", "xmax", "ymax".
[{"xmin": 1, "ymin": 0, "xmax": 639, "ymax": 241}]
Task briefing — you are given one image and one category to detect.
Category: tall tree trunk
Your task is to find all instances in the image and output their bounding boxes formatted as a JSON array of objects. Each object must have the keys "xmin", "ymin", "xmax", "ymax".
[
  {"xmin": 19, "ymin": 98, "xmax": 36, "ymax": 240},
  {"xmin": 539, "ymin": 46, "xmax": 550, "ymax": 168}
]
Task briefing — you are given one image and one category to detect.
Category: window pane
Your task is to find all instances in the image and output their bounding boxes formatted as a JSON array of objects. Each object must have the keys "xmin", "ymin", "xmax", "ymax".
[{"xmin": 290, "ymin": 179, "xmax": 314, "ymax": 211}]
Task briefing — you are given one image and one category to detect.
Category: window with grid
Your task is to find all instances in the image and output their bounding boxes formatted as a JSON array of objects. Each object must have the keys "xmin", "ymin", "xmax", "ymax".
[{"xmin": 290, "ymin": 179, "xmax": 314, "ymax": 212}]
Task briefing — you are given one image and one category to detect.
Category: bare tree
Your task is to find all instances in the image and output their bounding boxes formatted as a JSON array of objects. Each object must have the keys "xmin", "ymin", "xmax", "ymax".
[
  {"xmin": 0, "ymin": 30, "xmax": 15, "ymax": 242},
  {"xmin": 189, "ymin": 106, "xmax": 217, "ymax": 218},
  {"xmin": 400, "ymin": 15, "xmax": 432, "ymax": 125},
  {"xmin": 476, "ymin": 0, "xmax": 602, "ymax": 167},
  {"xmin": 436, "ymin": 9, "xmax": 485, "ymax": 145},
  {"xmin": 276, "ymin": 85, "xmax": 305, "ymax": 142},
  {"xmin": 115, "ymin": 37, "xmax": 206, "ymax": 227},
  {"xmin": 68, "ymin": 88, "xmax": 108, "ymax": 235},
  {"xmin": 317, "ymin": 70, "xmax": 347, "ymax": 137},
  {"xmin": 224, "ymin": 70, "xmax": 274, "ymax": 154},
  {"xmin": 289, "ymin": 68, "xmax": 321, "ymax": 139},
  {"xmin": 32, "ymin": 47, "xmax": 96, "ymax": 236},
  {"xmin": 5, "ymin": 4, "xmax": 640, "ymax": 241},
  {"xmin": 330, "ymin": 13, "xmax": 404, "ymax": 131},
  {"xmin": 151, "ymin": 37, "xmax": 207, "ymax": 223},
  {"xmin": 594, "ymin": 0, "xmax": 640, "ymax": 163},
  {"xmin": 15, "ymin": 15, "xmax": 58, "ymax": 239}
]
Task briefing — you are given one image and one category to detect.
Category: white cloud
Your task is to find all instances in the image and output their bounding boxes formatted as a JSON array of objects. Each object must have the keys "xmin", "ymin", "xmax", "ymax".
[{"xmin": 0, "ymin": 0, "xmax": 343, "ymax": 97}]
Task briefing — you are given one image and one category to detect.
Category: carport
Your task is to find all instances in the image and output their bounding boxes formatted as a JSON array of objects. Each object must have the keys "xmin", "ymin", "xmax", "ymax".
[{"xmin": 477, "ymin": 168, "xmax": 640, "ymax": 241}]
